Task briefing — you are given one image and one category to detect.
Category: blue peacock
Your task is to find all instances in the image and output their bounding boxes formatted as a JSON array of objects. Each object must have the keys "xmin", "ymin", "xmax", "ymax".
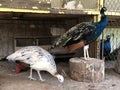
[
  {"xmin": 50, "ymin": 7, "xmax": 108, "ymax": 60},
  {"xmin": 100, "ymin": 34, "xmax": 113, "ymax": 60}
]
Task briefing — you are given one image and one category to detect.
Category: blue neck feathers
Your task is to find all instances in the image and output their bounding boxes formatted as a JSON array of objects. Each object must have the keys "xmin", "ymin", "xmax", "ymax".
[{"xmin": 95, "ymin": 16, "xmax": 108, "ymax": 37}]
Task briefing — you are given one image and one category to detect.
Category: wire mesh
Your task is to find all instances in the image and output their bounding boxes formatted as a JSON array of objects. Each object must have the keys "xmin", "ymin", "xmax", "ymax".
[
  {"xmin": 52, "ymin": 0, "xmax": 98, "ymax": 9},
  {"xmin": 0, "ymin": 0, "xmax": 51, "ymax": 9},
  {"xmin": 104, "ymin": 0, "xmax": 120, "ymax": 11},
  {"xmin": 99, "ymin": 0, "xmax": 120, "ymax": 61},
  {"xmin": 100, "ymin": 19, "xmax": 120, "ymax": 60}
]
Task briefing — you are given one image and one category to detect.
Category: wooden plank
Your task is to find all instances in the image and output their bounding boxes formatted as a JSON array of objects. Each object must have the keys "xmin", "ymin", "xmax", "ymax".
[
  {"xmin": 115, "ymin": 49, "xmax": 120, "ymax": 73},
  {"xmin": 2, "ymin": 26, "xmax": 9, "ymax": 57},
  {"xmin": 0, "ymin": 24, "xmax": 3, "ymax": 58}
]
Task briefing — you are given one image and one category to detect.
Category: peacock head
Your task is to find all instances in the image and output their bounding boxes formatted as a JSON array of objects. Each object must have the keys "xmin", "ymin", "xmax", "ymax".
[
  {"xmin": 56, "ymin": 74, "xmax": 64, "ymax": 83},
  {"xmin": 100, "ymin": 7, "xmax": 107, "ymax": 16}
]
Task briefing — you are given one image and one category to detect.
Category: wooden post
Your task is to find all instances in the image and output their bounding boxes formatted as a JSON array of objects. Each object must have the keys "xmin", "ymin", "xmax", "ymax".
[
  {"xmin": 69, "ymin": 57, "xmax": 105, "ymax": 82},
  {"xmin": 115, "ymin": 50, "xmax": 120, "ymax": 73}
]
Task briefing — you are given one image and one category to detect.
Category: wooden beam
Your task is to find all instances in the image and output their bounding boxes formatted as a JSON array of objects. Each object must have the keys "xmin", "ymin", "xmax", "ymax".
[
  {"xmin": 99, "ymin": 0, "xmax": 104, "ymax": 9},
  {"xmin": 0, "ymin": 7, "xmax": 98, "ymax": 15},
  {"xmin": 0, "ymin": 7, "xmax": 119, "ymax": 17},
  {"xmin": 0, "ymin": 8, "xmax": 50, "ymax": 14},
  {"xmin": 106, "ymin": 11, "xmax": 120, "ymax": 16},
  {"xmin": 93, "ymin": 15, "xmax": 100, "ymax": 58}
]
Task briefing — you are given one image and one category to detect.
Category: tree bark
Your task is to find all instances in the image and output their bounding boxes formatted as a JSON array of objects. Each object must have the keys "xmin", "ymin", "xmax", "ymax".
[{"xmin": 69, "ymin": 57, "xmax": 105, "ymax": 82}]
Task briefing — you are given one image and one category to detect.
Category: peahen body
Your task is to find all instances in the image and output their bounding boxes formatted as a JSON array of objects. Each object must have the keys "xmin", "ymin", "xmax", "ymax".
[
  {"xmin": 50, "ymin": 7, "xmax": 108, "ymax": 60},
  {"xmin": 7, "ymin": 46, "xmax": 64, "ymax": 83}
]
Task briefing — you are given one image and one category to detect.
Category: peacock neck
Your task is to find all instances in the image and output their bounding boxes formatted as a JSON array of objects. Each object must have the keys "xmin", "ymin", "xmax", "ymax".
[
  {"xmin": 95, "ymin": 15, "xmax": 108, "ymax": 38},
  {"xmin": 99, "ymin": 15, "xmax": 108, "ymax": 24}
]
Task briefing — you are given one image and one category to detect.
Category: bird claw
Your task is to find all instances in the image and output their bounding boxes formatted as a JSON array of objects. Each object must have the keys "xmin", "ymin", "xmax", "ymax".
[
  {"xmin": 39, "ymin": 79, "xmax": 45, "ymax": 82},
  {"xmin": 84, "ymin": 57, "xmax": 87, "ymax": 60},
  {"xmin": 28, "ymin": 76, "xmax": 36, "ymax": 80},
  {"xmin": 84, "ymin": 57, "xmax": 89, "ymax": 60},
  {"xmin": 39, "ymin": 78, "xmax": 45, "ymax": 82}
]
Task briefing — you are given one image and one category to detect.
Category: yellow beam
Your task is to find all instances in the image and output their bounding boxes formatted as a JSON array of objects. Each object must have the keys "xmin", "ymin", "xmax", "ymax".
[
  {"xmin": 0, "ymin": 7, "xmax": 119, "ymax": 16},
  {"xmin": 0, "ymin": 7, "xmax": 100, "ymax": 15},
  {"xmin": 99, "ymin": 0, "xmax": 104, "ymax": 9},
  {"xmin": 0, "ymin": 8, "xmax": 50, "ymax": 13},
  {"xmin": 83, "ymin": 10, "xmax": 99, "ymax": 15},
  {"xmin": 106, "ymin": 11, "xmax": 120, "ymax": 16}
]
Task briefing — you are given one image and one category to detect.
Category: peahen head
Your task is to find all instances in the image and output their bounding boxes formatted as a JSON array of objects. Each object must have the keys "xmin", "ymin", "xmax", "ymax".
[
  {"xmin": 56, "ymin": 74, "xmax": 64, "ymax": 83},
  {"xmin": 100, "ymin": 7, "xmax": 107, "ymax": 16}
]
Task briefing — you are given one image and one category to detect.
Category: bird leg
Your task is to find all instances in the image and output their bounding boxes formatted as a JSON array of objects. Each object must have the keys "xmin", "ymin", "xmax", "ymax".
[
  {"xmin": 37, "ymin": 70, "xmax": 45, "ymax": 82},
  {"xmin": 28, "ymin": 68, "xmax": 36, "ymax": 80},
  {"xmin": 84, "ymin": 45, "xmax": 90, "ymax": 60}
]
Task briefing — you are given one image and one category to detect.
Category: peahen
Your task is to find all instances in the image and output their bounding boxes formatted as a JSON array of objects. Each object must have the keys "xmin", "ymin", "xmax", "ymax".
[
  {"xmin": 50, "ymin": 7, "xmax": 108, "ymax": 60},
  {"xmin": 7, "ymin": 46, "xmax": 64, "ymax": 83}
]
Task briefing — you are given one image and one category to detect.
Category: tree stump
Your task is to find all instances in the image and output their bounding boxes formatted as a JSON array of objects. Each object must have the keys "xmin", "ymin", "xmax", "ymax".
[{"xmin": 69, "ymin": 57, "xmax": 105, "ymax": 82}]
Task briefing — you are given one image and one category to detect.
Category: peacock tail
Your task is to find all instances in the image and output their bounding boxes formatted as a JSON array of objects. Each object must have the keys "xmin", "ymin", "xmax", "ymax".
[{"xmin": 51, "ymin": 22, "xmax": 96, "ymax": 48}]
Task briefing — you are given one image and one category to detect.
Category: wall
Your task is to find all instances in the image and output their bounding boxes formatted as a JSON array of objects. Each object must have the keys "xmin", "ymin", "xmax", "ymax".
[
  {"xmin": 0, "ymin": 16, "xmax": 96, "ymax": 59},
  {"xmin": 0, "ymin": 18, "xmax": 74, "ymax": 59}
]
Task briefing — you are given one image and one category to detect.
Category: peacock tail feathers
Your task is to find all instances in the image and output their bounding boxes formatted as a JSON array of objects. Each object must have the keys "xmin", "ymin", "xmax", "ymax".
[{"xmin": 51, "ymin": 22, "xmax": 96, "ymax": 48}]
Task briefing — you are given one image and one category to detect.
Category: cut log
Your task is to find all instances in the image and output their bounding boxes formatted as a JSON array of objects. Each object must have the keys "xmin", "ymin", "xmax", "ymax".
[{"xmin": 69, "ymin": 57, "xmax": 105, "ymax": 82}]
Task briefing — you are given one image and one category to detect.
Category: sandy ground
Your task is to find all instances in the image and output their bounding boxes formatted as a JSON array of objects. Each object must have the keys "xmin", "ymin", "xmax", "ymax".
[{"xmin": 0, "ymin": 60, "xmax": 120, "ymax": 90}]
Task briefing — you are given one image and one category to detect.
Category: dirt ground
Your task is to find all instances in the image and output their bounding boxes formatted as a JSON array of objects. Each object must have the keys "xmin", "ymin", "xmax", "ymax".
[{"xmin": 0, "ymin": 60, "xmax": 120, "ymax": 90}]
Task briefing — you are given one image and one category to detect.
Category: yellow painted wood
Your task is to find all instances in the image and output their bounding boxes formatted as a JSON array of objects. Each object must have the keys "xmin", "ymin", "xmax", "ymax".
[
  {"xmin": 106, "ymin": 11, "xmax": 120, "ymax": 16},
  {"xmin": 0, "ymin": 8, "xmax": 50, "ymax": 13},
  {"xmin": 0, "ymin": 7, "xmax": 119, "ymax": 16},
  {"xmin": 99, "ymin": 0, "xmax": 103, "ymax": 9}
]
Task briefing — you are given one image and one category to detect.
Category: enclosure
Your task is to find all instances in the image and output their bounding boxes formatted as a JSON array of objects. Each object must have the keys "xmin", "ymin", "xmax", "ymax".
[
  {"xmin": 0, "ymin": 0, "xmax": 120, "ymax": 90},
  {"xmin": 0, "ymin": 0, "xmax": 119, "ymax": 59}
]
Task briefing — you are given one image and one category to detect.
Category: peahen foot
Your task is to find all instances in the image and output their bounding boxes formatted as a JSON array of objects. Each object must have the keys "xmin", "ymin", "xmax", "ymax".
[
  {"xmin": 28, "ymin": 76, "xmax": 36, "ymax": 80},
  {"xmin": 37, "ymin": 70, "xmax": 45, "ymax": 82}
]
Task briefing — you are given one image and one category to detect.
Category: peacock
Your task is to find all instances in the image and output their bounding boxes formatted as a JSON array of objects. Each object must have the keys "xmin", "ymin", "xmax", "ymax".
[
  {"xmin": 7, "ymin": 46, "xmax": 64, "ymax": 83},
  {"xmin": 50, "ymin": 7, "xmax": 108, "ymax": 60},
  {"xmin": 103, "ymin": 35, "xmax": 111, "ymax": 55},
  {"xmin": 100, "ymin": 34, "xmax": 114, "ymax": 60}
]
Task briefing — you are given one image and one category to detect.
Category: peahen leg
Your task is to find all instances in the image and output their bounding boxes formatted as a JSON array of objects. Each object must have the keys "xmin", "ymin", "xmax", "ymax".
[
  {"xmin": 84, "ymin": 45, "xmax": 89, "ymax": 60},
  {"xmin": 37, "ymin": 70, "xmax": 45, "ymax": 82},
  {"xmin": 28, "ymin": 68, "xmax": 36, "ymax": 80}
]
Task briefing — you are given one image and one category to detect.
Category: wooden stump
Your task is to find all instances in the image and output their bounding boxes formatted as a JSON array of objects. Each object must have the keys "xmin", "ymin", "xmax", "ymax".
[{"xmin": 69, "ymin": 57, "xmax": 105, "ymax": 82}]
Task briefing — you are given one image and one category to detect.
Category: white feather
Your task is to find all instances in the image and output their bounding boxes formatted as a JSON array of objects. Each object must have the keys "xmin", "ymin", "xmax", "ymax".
[
  {"xmin": 64, "ymin": 0, "xmax": 83, "ymax": 9},
  {"xmin": 64, "ymin": 0, "xmax": 76, "ymax": 9},
  {"xmin": 76, "ymin": 1, "xmax": 83, "ymax": 9},
  {"xmin": 7, "ymin": 46, "xmax": 64, "ymax": 83}
]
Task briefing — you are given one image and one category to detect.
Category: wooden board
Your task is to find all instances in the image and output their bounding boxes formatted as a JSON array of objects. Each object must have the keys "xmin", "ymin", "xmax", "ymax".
[{"xmin": 115, "ymin": 49, "xmax": 120, "ymax": 73}]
